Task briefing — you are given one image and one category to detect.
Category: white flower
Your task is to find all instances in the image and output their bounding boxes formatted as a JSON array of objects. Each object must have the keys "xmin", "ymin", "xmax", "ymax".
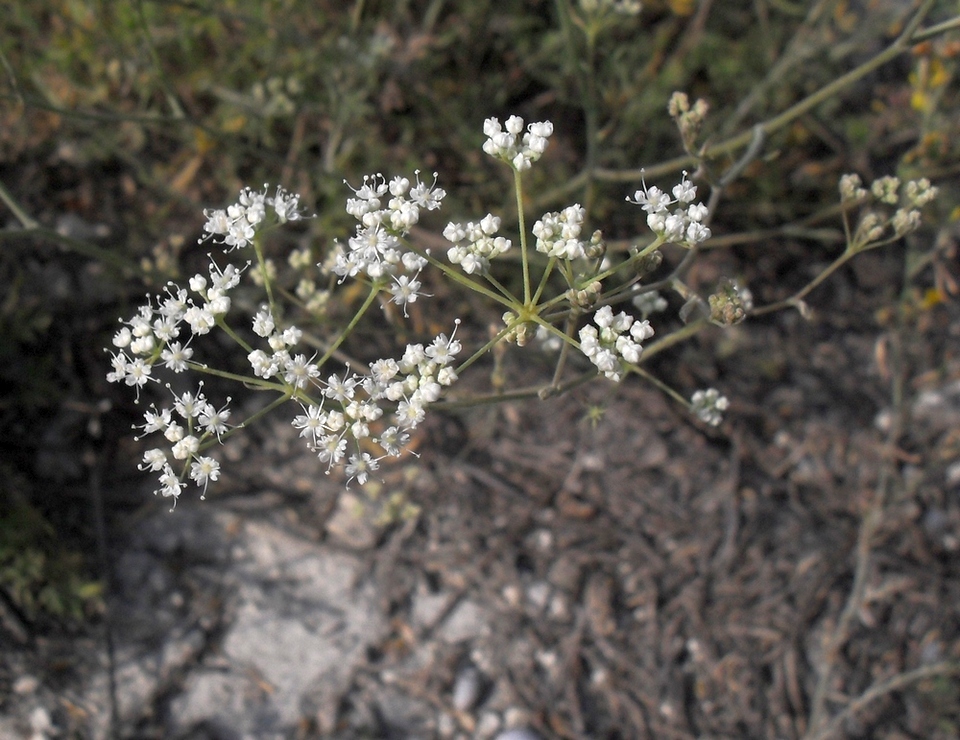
[
  {"xmin": 107, "ymin": 352, "xmax": 129, "ymax": 384},
  {"xmin": 156, "ymin": 464, "xmax": 183, "ymax": 507},
  {"xmin": 444, "ymin": 214, "xmax": 511, "ymax": 274},
  {"xmin": 325, "ymin": 410, "xmax": 345, "ymax": 432},
  {"xmin": 324, "ymin": 373, "xmax": 358, "ymax": 403},
  {"xmin": 482, "ymin": 116, "xmax": 554, "ymax": 170},
  {"xmin": 140, "ymin": 448, "xmax": 167, "ymax": 472},
  {"xmin": 113, "ymin": 327, "xmax": 132, "ymax": 348},
  {"xmin": 345, "ymin": 452, "xmax": 379, "ymax": 485},
  {"xmin": 409, "ymin": 171, "xmax": 446, "ymax": 210},
  {"xmin": 316, "ymin": 434, "xmax": 347, "ymax": 466},
  {"xmin": 280, "ymin": 326, "xmax": 302, "ymax": 346},
  {"xmin": 579, "ymin": 307, "xmax": 655, "ymax": 381},
  {"xmin": 378, "ymin": 426, "xmax": 409, "ymax": 457},
  {"xmin": 183, "ymin": 305, "xmax": 215, "ymax": 335},
  {"xmin": 284, "ymin": 354, "xmax": 320, "ymax": 389},
  {"xmin": 338, "ymin": 171, "xmax": 444, "ymax": 282},
  {"xmin": 172, "ymin": 435, "xmax": 200, "ymax": 460},
  {"xmin": 203, "ymin": 209, "xmax": 231, "ymax": 237},
  {"xmin": 627, "ymin": 172, "xmax": 711, "ymax": 247},
  {"xmin": 396, "ymin": 399, "xmax": 425, "ymax": 429},
  {"xmin": 174, "ymin": 390, "xmax": 205, "ymax": 419},
  {"xmin": 292, "ymin": 404, "xmax": 325, "ymax": 443},
  {"xmin": 690, "ymin": 388, "xmax": 729, "ymax": 426},
  {"xmin": 124, "ymin": 358, "xmax": 153, "ymax": 388},
  {"xmin": 534, "ymin": 205, "xmax": 587, "ymax": 260},
  {"xmin": 269, "ymin": 186, "xmax": 304, "ymax": 223},
  {"xmin": 389, "ymin": 274, "xmax": 423, "ymax": 315},
  {"xmin": 400, "ymin": 343, "xmax": 426, "ymax": 372},
  {"xmin": 164, "ymin": 422, "xmax": 184, "ymax": 443},
  {"xmin": 252, "ymin": 307, "xmax": 275, "ymax": 337},
  {"xmin": 199, "ymin": 402, "xmax": 230, "ymax": 440},
  {"xmin": 425, "ymin": 327, "xmax": 461, "ymax": 366},
  {"xmin": 248, "ymin": 349, "xmax": 278, "ymax": 378},
  {"xmin": 189, "ymin": 456, "xmax": 220, "ymax": 497},
  {"xmin": 369, "ymin": 358, "xmax": 400, "ymax": 386},
  {"xmin": 137, "ymin": 408, "xmax": 168, "ymax": 438}
]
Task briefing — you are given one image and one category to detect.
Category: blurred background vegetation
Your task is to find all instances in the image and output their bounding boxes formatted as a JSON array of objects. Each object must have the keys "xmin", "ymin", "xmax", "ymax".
[{"xmin": 0, "ymin": 0, "xmax": 957, "ymax": 629}]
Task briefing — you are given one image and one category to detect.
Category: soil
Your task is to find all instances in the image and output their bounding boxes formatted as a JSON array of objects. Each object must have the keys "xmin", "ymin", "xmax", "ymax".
[{"xmin": 2, "ymin": 229, "xmax": 960, "ymax": 740}]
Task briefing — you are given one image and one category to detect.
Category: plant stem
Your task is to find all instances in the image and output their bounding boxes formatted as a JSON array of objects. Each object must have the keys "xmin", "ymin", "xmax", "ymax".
[
  {"xmin": 316, "ymin": 280, "xmax": 381, "ymax": 368},
  {"xmin": 251, "ymin": 234, "xmax": 277, "ymax": 318},
  {"xmin": 641, "ymin": 317, "xmax": 709, "ymax": 361},
  {"xmin": 540, "ymin": 1, "xmax": 949, "ymax": 202},
  {"xmin": 515, "ymin": 169, "xmax": 532, "ymax": 306}
]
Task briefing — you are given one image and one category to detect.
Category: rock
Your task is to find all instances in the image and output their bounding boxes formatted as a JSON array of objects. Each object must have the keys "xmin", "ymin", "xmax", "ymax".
[
  {"xmin": 452, "ymin": 665, "xmax": 483, "ymax": 711},
  {"xmin": 439, "ymin": 600, "xmax": 491, "ymax": 643},
  {"xmin": 324, "ymin": 491, "xmax": 382, "ymax": 549}
]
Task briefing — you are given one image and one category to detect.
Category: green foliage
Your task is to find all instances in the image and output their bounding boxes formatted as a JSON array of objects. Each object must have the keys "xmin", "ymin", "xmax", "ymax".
[{"xmin": 0, "ymin": 469, "xmax": 103, "ymax": 623}]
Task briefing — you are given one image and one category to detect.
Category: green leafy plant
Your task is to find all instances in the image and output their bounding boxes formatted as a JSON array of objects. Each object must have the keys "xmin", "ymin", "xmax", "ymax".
[{"xmin": 0, "ymin": 470, "xmax": 103, "ymax": 623}]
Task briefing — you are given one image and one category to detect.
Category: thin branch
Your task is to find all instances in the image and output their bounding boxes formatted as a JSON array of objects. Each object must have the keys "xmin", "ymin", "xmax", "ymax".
[
  {"xmin": 808, "ymin": 662, "xmax": 960, "ymax": 740},
  {"xmin": 539, "ymin": 2, "xmax": 950, "ymax": 203}
]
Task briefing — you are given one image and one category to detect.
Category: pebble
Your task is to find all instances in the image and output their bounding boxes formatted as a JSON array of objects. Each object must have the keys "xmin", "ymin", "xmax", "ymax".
[
  {"xmin": 452, "ymin": 665, "xmax": 482, "ymax": 712},
  {"xmin": 526, "ymin": 581, "xmax": 551, "ymax": 612},
  {"xmin": 476, "ymin": 710, "xmax": 501, "ymax": 738},
  {"xmin": 13, "ymin": 675, "xmax": 40, "ymax": 695},
  {"xmin": 495, "ymin": 729, "xmax": 541, "ymax": 740}
]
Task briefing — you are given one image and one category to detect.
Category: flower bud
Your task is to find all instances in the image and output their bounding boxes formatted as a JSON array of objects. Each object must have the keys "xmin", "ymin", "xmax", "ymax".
[
  {"xmin": 632, "ymin": 249, "xmax": 662, "ymax": 279},
  {"xmin": 585, "ymin": 230, "xmax": 606, "ymax": 259},
  {"xmin": 566, "ymin": 281, "xmax": 603, "ymax": 309},
  {"xmin": 708, "ymin": 279, "xmax": 753, "ymax": 326}
]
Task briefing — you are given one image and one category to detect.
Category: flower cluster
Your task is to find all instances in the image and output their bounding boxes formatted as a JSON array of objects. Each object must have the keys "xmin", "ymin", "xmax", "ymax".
[
  {"xmin": 690, "ymin": 388, "xmax": 729, "ymax": 427},
  {"xmin": 840, "ymin": 173, "xmax": 938, "ymax": 248},
  {"xmin": 579, "ymin": 0, "xmax": 642, "ymax": 15},
  {"xmin": 137, "ymin": 385, "xmax": 229, "ymax": 506},
  {"xmin": 708, "ymin": 279, "xmax": 753, "ymax": 326},
  {"xmin": 291, "ymin": 324, "xmax": 462, "ymax": 483},
  {"xmin": 202, "ymin": 185, "xmax": 304, "ymax": 250},
  {"xmin": 332, "ymin": 171, "xmax": 446, "ymax": 288},
  {"xmin": 578, "ymin": 305, "xmax": 654, "ymax": 382},
  {"xmin": 482, "ymin": 116, "xmax": 554, "ymax": 171},
  {"xmin": 668, "ymin": 92, "xmax": 709, "ymax": 151},
  {"xmin": 632, "ymin": 289, "xmax": 668, "ymax": 319},
  {"xmin": 443, "ymin": 214, "xmax": 512, "ymax": 274},
  {"xmin": 246, "ymin": 309, "xmax": 314, "ymax": 385},
  {"xmin": 533, "ymin": 204, "xmax": 588, "ymax": 260},
  {"xmin": 107, "ymin": 259, "xmax": 245, "ymax": 395},
  {"xmin": 627, "ymin": 172, "xmax": 711, "ymax": 248}
]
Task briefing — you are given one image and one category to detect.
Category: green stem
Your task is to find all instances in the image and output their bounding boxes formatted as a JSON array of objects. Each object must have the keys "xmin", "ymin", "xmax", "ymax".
[
  {"xmin": 0, "ymin": 180, "xmax": 144, "ymax": 275},
  {"xmin": 629, "ymin": 365, "xmax": 689, "ymax": 407},
  {"xmin": 316, "ymin": 280, "xmax": 381, "ymax": 368},
  {"xmin": 215, "ymin": 316, "xmax": 254, "ymax": 354},
  {"xmin": 402, "ymin": 236, "xmax": 520, "ymax": 310},
  {"xmin": 0, "ymin": 178, "xmax": 38, "ymax": 229},
  {"xmin": 251, "ymin": 233, "xmax": 277, "ymax": 317},
  {"xmin": 546, "ymin": 315, "xmax": 577, "ymax": 392},
  {"xmin": 515, "ymin": 169, "xmax": 531, "ymax": 306},
  {"xmin": 531, "ymin": 256, "xmax": 558, "ymax": 306},
  {"xmin": 433, "ymin": 369, "xmax": 597, "ymax": 410},
  {"xmin": 540, "ymin": 1, "xmax": 947, "ymax": 202},
  {"xmin": 751, "ymin": 250, "xmax": 854, "ymax": 316},
  {"xmin": 641, "ymin": 317, "xmax": 710, "ymax": 361},
  {"xmin": 133, "ymin": 0, "xmax": 186, "ymax": 119},
  {"xmin": 483, "ymin": 271, "xmax": 520, "ymax": 304},
  {"xmin": 187, "ymin": 362, "xmax": 287, "ymax": 391},
  {"xmin": 593, "ymin": 236, "xmax": 665, "ymax": 284},
  {"xmin": 456, "ymin": 322, "xmax": 516, "ymax": 375},
  {"xmin": 209, "ymin": 392, "xmax": 294, "ymax": 448}
]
